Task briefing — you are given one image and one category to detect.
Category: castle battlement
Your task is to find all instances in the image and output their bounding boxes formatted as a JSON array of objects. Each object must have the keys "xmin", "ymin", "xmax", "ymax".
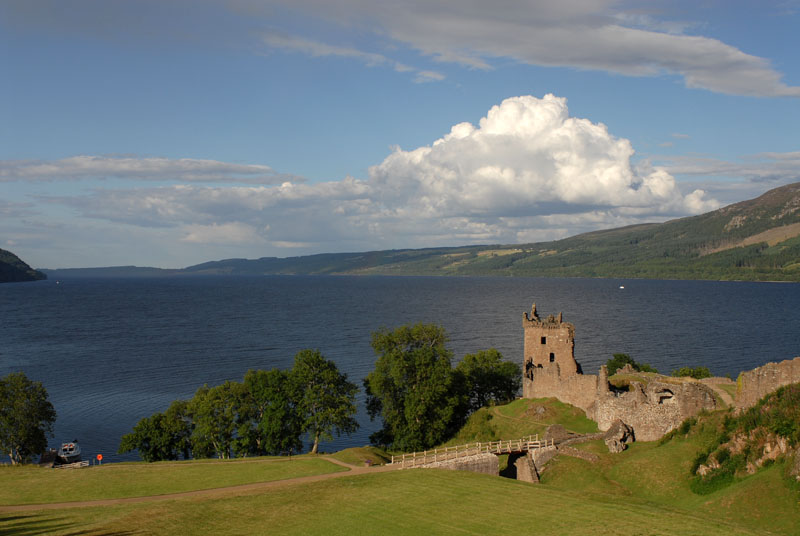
[
  {"xmin": 521, "ymin": 302, "xmax": 719, "ymax": 441},
  {"xmin": 522, "ymin": 304, "xmax": 578, "ymax": 386}
]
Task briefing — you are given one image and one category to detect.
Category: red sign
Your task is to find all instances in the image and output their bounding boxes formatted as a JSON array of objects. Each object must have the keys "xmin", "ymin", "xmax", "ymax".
[{"xmin": 96, "ymin": 454, "xmax": 103, "ymax": 461}]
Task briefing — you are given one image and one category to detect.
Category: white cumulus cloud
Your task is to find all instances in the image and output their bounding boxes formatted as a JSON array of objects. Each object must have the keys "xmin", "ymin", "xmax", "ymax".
[
  {"xmin": 42, "ymin": 94, "xmax": 718, "ymax": 254},
  {"xmin": 368, "ymin": 94, "xmax": 717, "ymax": 218}
]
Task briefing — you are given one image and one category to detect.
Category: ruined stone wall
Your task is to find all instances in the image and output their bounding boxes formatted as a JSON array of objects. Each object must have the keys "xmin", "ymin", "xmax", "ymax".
[
  {"xmin": 523, "ymin": 304, "xmax": 577, "ymax": 381},
  {"xmin": 590, "ymin": 379, "xmax": 718, "ymax": 441},
  {"xmin": 421, "ymin": 453, "xmax": 499, "ymax": 476},
  {"xmin": 520, "ymin": 304, "xmax": 719, "ymax": 442},
  {"xmin": 524, "ymin": 363, "xmax": 598, "ymax": 411},
  {"xmin": 735, "ymin": 356, "xmax": 800, "ymax": 409}
]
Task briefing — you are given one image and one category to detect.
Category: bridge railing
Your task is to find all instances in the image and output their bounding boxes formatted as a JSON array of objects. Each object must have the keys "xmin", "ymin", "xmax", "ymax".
[{"xmin": 389, "ymin": 435, "xmax": 555, "ymax": 468}]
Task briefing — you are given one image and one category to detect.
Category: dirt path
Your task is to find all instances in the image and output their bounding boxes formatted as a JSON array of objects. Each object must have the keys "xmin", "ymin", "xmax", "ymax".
[
  {"xmin": 0, "ymin": 457, "xmax": 398, "ymax": 513},
  {"xmin": 702, "ymin": 382, "xmax": 735, "ymax": 408}
]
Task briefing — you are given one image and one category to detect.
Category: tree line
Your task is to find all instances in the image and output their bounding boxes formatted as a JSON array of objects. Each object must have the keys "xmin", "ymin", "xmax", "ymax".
[
  {"xmin": 118, "ymin": 349, "xmax": 359, "ymax": 461},
  {"xmin": 122, "ymin": 323, "xmax": 520, "ymax": 461},
  {"xmin": 1, "ymin": 323, "xmax": 522, "ymax": 464}
]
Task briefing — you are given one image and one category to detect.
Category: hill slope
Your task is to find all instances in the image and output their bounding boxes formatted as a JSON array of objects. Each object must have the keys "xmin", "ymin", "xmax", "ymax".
[
  {"xmin": 0, "ymin": 248, "xmax": 46, "ymax": 283},
  {"xmin": 42, "ymin": 182, "xmax": 800, "ymax": 281},
  {"xmin": 184, "ymin": 182, "xmax": 800, "ymax": 281}
]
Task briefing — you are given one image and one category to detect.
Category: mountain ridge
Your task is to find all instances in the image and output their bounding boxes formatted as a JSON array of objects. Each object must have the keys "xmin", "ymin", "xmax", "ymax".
[{"xmin": 42, "ymin": 182, "xmax": 800, "ymax": 281}]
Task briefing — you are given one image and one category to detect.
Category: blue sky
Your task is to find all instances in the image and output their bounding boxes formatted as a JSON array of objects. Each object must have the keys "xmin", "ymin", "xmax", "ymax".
[{"xmin": 2, "ymin": 0, "xmax": 799, "ymax": 268}]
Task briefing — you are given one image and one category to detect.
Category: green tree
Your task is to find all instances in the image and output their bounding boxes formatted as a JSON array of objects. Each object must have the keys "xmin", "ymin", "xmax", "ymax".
[
  {"xmin": 188, "ymin": 381, "xmax": 243, "ymax": 459},
  {"xmin": 237, "ymin": 369, "xmax": 303, "ymax": 456},
  {"xmin": 0, "ymin": 372, "xmax": 57, "ymax": 465},
  {"xmin": 606, "ymin": 353, "xmax": 658, "ymax": 375},
  {"xmin": 118, "ymin": 400, "xmax": 192, "ymax": 462},
  {"xmin": 671, "ymin": 366, "xmax": 712, "ymax": 379},
  {"xmin": 455, "ymin": 349, "xmax": 521, "ymax": 413},
  {"xmin": 364, "ymin": 324, "xmax": 463, "ymax": 451},
  {"xmin": 291, "ymin": 349, "xmax": 359, "ymax": 454}
]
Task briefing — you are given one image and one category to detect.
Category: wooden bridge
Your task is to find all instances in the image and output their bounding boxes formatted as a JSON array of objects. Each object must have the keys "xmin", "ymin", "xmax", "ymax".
[{"xmin": 389, "ymin": 434, "xmax": 555, "ymax": 469}]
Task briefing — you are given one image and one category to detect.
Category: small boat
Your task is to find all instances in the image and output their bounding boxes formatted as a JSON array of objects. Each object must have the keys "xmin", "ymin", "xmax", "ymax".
[{"xmin": 57, "ymin": 440, "xmax": 82, "ymax": 464}]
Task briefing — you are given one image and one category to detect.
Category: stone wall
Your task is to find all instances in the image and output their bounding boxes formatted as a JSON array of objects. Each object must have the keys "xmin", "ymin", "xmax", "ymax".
[
  {"xmin": 524, "ymin": 363, "xmax": 598, "ymax": 411},
  {"xmin": 514, "ymin": 452, "xmax": 539, "ymax": 483},
  {"xmin": 735, "ymin": 356, "xmax": 800, "ymax": 409},
  {"xmin": 523, "ymin": 304, "xmax": 577, "ymax": 397},
  {"xmin": 421, "ymin": 453, "xmax": 499, "ymax": 476},
  {"xmin": 590, "ymin": 376, "xmax": 718, "ymax": 441},
  {"xmin": 521, "ymin": 305, "xmax": 719, "ymax": 442}
]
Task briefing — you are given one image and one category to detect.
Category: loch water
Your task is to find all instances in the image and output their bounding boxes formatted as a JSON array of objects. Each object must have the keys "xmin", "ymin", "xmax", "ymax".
[{"xmin": 2, "ymin": 275, "xmax": 799, "ymax": 462}]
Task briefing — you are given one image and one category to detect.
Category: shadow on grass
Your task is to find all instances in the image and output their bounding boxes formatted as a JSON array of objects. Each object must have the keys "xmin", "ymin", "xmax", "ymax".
[{"xmin": 0, "ymin": 514, "xmax": 134, "ymax": 536}]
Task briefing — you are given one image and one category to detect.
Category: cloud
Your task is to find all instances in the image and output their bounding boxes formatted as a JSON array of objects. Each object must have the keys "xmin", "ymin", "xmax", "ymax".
[
  {"xmin": 368, "ymin": 94, "xmax": 716, "ymax": 218},
  {"xmin": 181, "ymin": 222, "xmax": 265, "ymax": 245},
  {"xmin": 270, "ymin": 0, "xmax": 800, "ymax": 97},
  {"xmin": 660, "ymin": 151, "xmax": 800, "ymax": 183},
  {"xmin": 0, "ymin": 199, "xmax": 36, "ymax": 219},
  {"xmin": 261, "ymin": 32, "xmax": 444, "ymax": 82},
  {"xmin": 0, "ymin": 155, "xmax": 300, "ymax": 184},
  {"xmin": 44, "ymin": 95, "xmax": 717, "ymax": 252},
  {"xmin": 6, "ymin": 1, "xmax": 795, "ymax": 97}
]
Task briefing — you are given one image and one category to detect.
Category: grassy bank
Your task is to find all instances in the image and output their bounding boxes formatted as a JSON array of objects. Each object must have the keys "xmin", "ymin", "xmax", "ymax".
[{"xmin": 0, "ymin": 456, "xmax": 345, "ymax": 505}]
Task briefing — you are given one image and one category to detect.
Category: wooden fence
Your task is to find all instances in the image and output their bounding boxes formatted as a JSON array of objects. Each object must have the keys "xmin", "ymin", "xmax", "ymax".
[{"xmin": 389, "ymin": 435, "xmax": 555, "ymax": 468}]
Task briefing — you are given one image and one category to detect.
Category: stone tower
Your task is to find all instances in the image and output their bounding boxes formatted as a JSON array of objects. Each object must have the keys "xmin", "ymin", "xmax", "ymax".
[{"xmin": 522, "ymin": 303, "xmax": 578, "ymax": 398}]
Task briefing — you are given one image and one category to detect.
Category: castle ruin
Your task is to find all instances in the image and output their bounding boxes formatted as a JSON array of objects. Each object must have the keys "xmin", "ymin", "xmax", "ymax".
[{"xmin": 522, "ymin": 304, "xmax": 719, "ymax": 441}]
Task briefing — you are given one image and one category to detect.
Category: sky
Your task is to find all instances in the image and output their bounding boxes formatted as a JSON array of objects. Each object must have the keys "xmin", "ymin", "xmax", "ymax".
[{"xmin": 2, "ymin": 0, "xmax": 799, "ymax": 269}]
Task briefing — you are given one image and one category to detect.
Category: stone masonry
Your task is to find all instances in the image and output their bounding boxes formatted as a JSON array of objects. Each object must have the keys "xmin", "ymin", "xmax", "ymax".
[
  {"xmin": 522, "ymin": 304, "xmax": 718, "ymax": 441},
  {"xmin": 523, "ymin": 304, "xmax": 598, "ymax": 410},
  {"xmin": 735, "ymin": 356, "xmax": 800, "ymax": 409},
  {"xmin": 420, "ymin": 453, "xmax": 499, "ymax": 476}
]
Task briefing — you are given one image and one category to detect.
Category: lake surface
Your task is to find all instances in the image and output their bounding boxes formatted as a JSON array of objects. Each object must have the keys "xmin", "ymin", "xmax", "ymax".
[{"xmin": 2, "ymin": 275, "xmax": 799, "ymax": 462}]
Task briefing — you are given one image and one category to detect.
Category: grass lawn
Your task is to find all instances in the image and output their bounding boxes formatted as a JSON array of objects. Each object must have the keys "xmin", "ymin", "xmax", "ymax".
[
  {"xmin": 0, "ymin": 469, "xmax": 768, "ymax": 535},
  {"xmin": 0, "ymin": 456, "xmax": 345, "ymax": 505}
]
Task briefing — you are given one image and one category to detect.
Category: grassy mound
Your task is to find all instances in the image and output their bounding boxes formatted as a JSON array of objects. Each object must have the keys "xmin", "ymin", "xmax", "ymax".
[
  {"xmin": 444, "ymin": 397, "xmax": 598, "ymax": 445},
  {"xmin": 330, "ymin": 446, "xmax": 392, "ymax": 466}
]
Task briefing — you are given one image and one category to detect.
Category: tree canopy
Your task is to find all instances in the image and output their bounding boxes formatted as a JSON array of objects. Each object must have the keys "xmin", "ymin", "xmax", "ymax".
[
  {"xmin": 0, "ymin": 372, "xmax": 57, "ymax": 465},
  {"xmin": 238, "ymin": 368, "xmax": 303, "ymax": 456},
  {"xmin": 291, "ymin": 349, "xmax": 359, "ymax": 454},
  {"xmin": 606, "ymin": 353, "xmax": 658, "ymax": 375},
  {"xmin": 671, "ymin": 366, "xmax": 712, "ymax": 379},
  {"xmin": 119, "ymin": 350, "xmax": 358, "ymax": 461},
  {"xmin": 365, "ymin": 324, "xmax": 459, "ymax": 451},
  {"xmin": 455, "ymin": 348, "xmax": 521, "ymax": 413},
  {"xmin": 118, "ymin": 400, "xmax": 191, "ymax": 462}
]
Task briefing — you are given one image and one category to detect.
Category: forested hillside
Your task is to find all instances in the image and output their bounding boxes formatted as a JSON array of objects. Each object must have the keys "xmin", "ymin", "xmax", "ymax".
[{"xmin": 0, "ymin": 248, "xmax": 46, "ymax": 283}]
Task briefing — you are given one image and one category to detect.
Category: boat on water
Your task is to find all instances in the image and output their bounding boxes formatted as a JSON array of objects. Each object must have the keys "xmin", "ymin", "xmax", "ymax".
[{"xmin": 57, "ymin": 440, "xmax": 82, "ymax": 464}]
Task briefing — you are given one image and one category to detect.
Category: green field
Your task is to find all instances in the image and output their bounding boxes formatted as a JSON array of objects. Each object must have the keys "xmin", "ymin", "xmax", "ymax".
[
  {"xmin": 0, "ymin": 456, "xmax": 345, "ymax": 505},
  {"xmin": 2, "ymin": 398, "xmax": 798, "ymax": 535},
  {"xmin": 0, "ymin": 469, "xmax": 775, "ymax": 536}
]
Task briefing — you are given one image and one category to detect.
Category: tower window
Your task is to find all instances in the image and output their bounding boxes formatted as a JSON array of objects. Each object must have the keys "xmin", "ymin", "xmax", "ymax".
[
  {"xmin": 549, "ymin": 353, "xmax": 555, "ymax": 362},
  {"xmin": 541, "ymin": 336, "xmax": 547, "ymax": 344}
]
